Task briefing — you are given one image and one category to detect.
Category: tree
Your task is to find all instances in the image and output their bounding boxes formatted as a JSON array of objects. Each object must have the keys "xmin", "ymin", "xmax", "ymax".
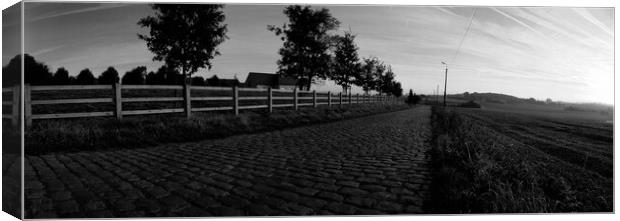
[
  {"xmin": 75, "ymin": 69, "xmax": 96, "ymax": 85},
  {"xmin": 331, "ymin": 31, "xmax": 361, "ymax": 94},
  {"xmin": 376, "ymin": 65, "xmax": 395, "ymax": 94},
  {"xmin": 138, "ymin": 4, "xmax": 228, "ymax": 83},
  {"xmin": 357, "ymin": 57, "xmax": 384, "ymax": 94},
  {"xmin": 406, "ymin": 89, "xmax": 420, "ymax": 105},
  {"xmin": 389, "ymin": 81, "xmax": 403, "ymax": 97},
  {"xmin": 122, "ymin": 66, "xmax": 147, "ymax": 84},
  {"xmin": 155, "ymin": 65, "xmax": 183, "ymax": 85},
  {"xmin": 145, "ymin": 71, "xmax": 163, "ymax": 85},
  {"xmin": 18, "ymin": 54, "xmax": 54, "ymax": 85},
  {"xmin": 268, "ymin": 5, "xmax": 340, "ymax": 90},
  {"xmin": 98, "ymin": 66, "xmax": 120, "ymax": 84},
  {"xmin": 52, "ymin": 67, "xmax": 70, "ymax": 85},
  {"xmin": 68, "ymin": 76, "xmax": 77, "ymax": 84},
  {"xmin": 2, "ymin": 55, "xmax": 21, "ymax": 87}
]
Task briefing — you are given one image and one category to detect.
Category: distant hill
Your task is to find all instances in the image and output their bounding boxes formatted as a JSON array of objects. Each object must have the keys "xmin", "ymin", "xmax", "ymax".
[
  {"xmin": 449, "ymin": 92, "xmax": 613, "ymax": 115},
  {"xmin": 450, "ymin": 92, "xmax": 529, "ymax": 104}
]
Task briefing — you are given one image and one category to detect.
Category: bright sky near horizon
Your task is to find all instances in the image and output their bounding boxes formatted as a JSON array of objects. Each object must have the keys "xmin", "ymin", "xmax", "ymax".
[{"xmin": 1, "ymin": 2, "xmax": 614, "ymax": 104}]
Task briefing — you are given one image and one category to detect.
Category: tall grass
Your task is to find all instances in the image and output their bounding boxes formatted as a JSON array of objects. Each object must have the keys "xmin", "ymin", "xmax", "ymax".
[
  {"xmin": 26, "ymin": 103, "xmax": 409, "ymax": 155},
  {"xmin": 428, "ymin": 106, "xmax": 612, "ymax": 213}
]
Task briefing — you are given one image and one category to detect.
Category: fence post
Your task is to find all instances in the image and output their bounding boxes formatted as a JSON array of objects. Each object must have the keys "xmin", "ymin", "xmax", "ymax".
[
  {"xmin": 113, "ymin": 83, "xmax": 122, "ymax": 120},
  {"xmin": 356, "ymin": 93, "xmax": 359, "ymax": 104},
  {"xmin": 312, "ymin": 90, "xmax": 317, "ymax": 108},
  {"xmin": 233, "ymin": 85, "xmax": 239, "ymax": 115},
  {"xmin": 184, "ymin": 83, "xmax": 191, "ymax": 118},
  {"xmin": 268, "ymin": 87, "xmax": 273, "ymax": 113},
  {"xmin": 293, "ymin": 88, "xmax": 298, "ymax": 111},
  {"xmin": 11, "ymin": 85, "xmax": 19, "ymax": 127},
  {"xmin": 24, "ymin": 84, "xmax": 32, "ymax": 128},
  {"xmin": 327, "ymin": 91, "xmax": 332, "ymax": 107},
  {"xmin": 348, "ymin": 92, "xmax": 352, "ymax": 105},
  {"xmin": 339, "ymin": 92, "xmax": 342, "ymax": 107}
]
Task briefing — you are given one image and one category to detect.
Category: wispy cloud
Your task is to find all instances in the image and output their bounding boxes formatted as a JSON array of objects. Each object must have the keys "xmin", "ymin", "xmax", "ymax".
[
  {"xmin": 18, "ymin": 3, "xmax": 614, "ymax": 104},
  {"xmin": 572, "ymin": 8, "xmax": 613, "ymax": 36},
  {"xmin": 27, "ymin": 4, "xmax": 127, "ymax": 22}
]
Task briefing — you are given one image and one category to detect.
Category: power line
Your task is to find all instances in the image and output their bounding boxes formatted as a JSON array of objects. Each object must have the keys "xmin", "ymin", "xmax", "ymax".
[{"xmin": 451, "ymin": 8, "xmax": 477, "ymax": 64}]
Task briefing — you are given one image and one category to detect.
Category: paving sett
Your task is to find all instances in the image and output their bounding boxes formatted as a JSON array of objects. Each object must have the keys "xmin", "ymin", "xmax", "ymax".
[{"xmin": 23, "ymin": 106, "xmax": 432, "ymax": 218}]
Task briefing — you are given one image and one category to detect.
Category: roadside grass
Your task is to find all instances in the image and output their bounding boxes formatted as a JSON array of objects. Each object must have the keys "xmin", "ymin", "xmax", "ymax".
[
  {"xmin": 25, "ymin": 102, "xmax": 409, "ymax": 155},
  {"xmin": 428, "ymin": 106, "xmax": 612, "ymax": 213}
]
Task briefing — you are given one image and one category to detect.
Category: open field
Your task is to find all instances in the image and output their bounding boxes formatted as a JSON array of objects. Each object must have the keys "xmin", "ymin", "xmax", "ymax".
[
  {"xmin": 435, "ymin": 95, "xmax": 613, "ymax": 123},
  {"xmin": 429, "ymin": 105, "xmax": 613, "ymax": 213}
]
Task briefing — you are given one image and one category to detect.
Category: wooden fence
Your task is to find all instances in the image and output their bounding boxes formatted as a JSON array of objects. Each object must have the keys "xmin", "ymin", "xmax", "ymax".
[{"xmin": 2, "ymin": 84, "xmax": 399, "ymax": 127}]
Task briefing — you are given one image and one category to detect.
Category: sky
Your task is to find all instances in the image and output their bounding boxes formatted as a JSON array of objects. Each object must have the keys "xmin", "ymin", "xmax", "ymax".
[{"xmin": 1, "ymin": 2, "xmax": 614, "ymax": 104}]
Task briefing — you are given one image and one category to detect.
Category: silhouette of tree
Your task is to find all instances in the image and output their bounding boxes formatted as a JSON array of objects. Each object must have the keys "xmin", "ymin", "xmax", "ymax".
[
  {"xmin": 138, "ymin": 4, "xmax": 228, "ymax": 83},
  {"xmin": 2, "ymin": 55, "xmax": 21, "ymax": 87},
  {"xmin": 145, "ymin": 71, "xmax": 161, "ymax": 85},
  {"xmin": 357, "ymin": 57, "xmax": 384, "ymax": 94},
  {"xmin": 52, "ymin": 67, "xmax": 70, "ymax": 85},
  {"xmin": 122, "ymin": 66, "xmax": 147, "ymax": 85},
  {"xmin": 75, "ymin": 69, "xmax": 96, "ymax": 85},
  {"xmin": 388, "ymin": 81, "xmax": 403, "ymax": 97},
  {"xmin": 331, "ymin": 31, "xmax": 361, "ymax": 94},
  {"xmin": 18, "ymin": 54, "xmax": 53, "ymax": 85},
  {"xmin": 376, "ymin": 65, "xmax": 395, "ymax": 95},
  {"xmin": 268, "ymin": 5, "xmax": 340, "ymax": 90},
  {"xmin": 152, "ymin": 65, "xmax": 183, "ymax": 85},
  {"xmin": 68, "ymin": 76, "xmax": 77, "ymax": 85},
  {"xmin": 98, "ymin": 66, "xmax": 120, "ymax": 84}
]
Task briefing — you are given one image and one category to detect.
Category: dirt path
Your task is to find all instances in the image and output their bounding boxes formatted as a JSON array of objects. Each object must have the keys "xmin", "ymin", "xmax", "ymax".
[{"xmin": 24, "ymin": 106, "xmax": 432, "ymax": 218}]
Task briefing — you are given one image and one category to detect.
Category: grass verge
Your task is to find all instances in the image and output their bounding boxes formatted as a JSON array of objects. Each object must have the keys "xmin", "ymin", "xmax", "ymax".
[
  {"xmin": 25, "ymin": 103, "xmax": 410, "ymax": 155},
  {"xmin": 428, "ymin": 106, "xmax": 612, "ymax": 213}
]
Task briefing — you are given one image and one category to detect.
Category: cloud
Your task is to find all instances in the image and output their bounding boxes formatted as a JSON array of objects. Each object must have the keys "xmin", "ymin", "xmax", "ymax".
[
  {"xmin": 572, "ymin": 8, "xmax": 613, "ymax": 36},
  {"xmin": 27, "ymin": 4, "xmax": 127, "ymax": 22},
  {"xmin": 490, "ymin": 8, "xmax": 548, "ymax": 39},
  {"xmin": 29, "ymin": 45, "xmax": 65, "ymax": 57}
]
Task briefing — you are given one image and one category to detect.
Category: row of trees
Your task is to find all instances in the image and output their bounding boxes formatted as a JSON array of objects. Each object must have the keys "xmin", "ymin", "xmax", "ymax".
[
  {"xmin": 3, "ymin": 54, "xmax": 214, "ymax": 86},
  {"xmin": 5, "ymin": 5, "xmax": 404, "ymax": 97},
  {"xmin": 269, "ymin": 5, "xmax": 403, "ymax": 96},
  {"xmin": 137, "ymin": 4, "xmax": 402, "ymax": 96}
]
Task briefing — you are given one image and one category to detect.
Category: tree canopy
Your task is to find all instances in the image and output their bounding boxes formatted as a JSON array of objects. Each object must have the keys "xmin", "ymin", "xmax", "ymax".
[
  {"xmin": 122, "ymin": 66, "xmax": 147, "ymax": 84},
  {"xmin": 138, "ymin": 4, "xmax": 228, "ymax": 82},
  {"xmin": 357, "ymin": 57, "xmax": 384, "ymax": 94},
  {"xmin": 331, "ymin": 32, "xmax": 361, "ymax": 94},
  {"xmin": 20, "ymin": 54, "xmax": 53, "ymax": 85},
  {"xmin": 98, "ymin": 66, "xmax": 120, "ymax": 84},
  {"xmin": 52, "ymin": 68, "xmax": 70, "ymax": 85},
  {"xmin": 269, "ymin": 5, "xmax": 340, "ymax": 90},
  {"xmin": 75, "ymin": 68, "xmax": 96, "ymax": 85}
]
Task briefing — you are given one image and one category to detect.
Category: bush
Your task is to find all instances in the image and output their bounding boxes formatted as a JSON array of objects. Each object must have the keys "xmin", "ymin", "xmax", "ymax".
[{"xmin": 458, "ymin": 100, "xmax": 481, "ymax": 108}]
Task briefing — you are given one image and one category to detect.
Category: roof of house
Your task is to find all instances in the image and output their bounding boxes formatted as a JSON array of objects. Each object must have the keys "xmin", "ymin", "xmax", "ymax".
[
  {"xmin": 206, "ymin": 74, "xmax": 239, "ymax": 86},
  {"xmin": 245, "ymin": 72, "xmax": 297, "ymax": 87}
]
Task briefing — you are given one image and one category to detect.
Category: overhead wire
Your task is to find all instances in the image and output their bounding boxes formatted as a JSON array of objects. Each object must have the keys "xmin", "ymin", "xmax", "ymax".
[{"xmin": 451, "ymin": 8, "xmax": 477, "ymax": 64}]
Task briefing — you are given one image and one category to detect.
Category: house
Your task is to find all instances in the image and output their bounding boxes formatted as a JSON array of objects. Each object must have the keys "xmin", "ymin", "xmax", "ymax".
[
  {"xmin": 244, "ymin": 72, "xmax": 297, "ymax": 90},
  {"xmin": 206, "ymin": 75, "xmax": 241, "ymax": 87}
]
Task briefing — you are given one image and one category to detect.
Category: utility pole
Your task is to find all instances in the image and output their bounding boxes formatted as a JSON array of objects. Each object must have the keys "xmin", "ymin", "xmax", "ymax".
[
  {"xmin": 442, "ymin": 62, "xmax": 448, "ymax": 107},
  {"xmin": 436, "ymin": 85, "xmax": 439, "ymax": 104}
]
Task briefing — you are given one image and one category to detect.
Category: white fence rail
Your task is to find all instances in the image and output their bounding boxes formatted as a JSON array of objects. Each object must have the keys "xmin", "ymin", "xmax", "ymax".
[{"xmin": 2, "ymin": 84, "xmax": 399, "ymax": 127}]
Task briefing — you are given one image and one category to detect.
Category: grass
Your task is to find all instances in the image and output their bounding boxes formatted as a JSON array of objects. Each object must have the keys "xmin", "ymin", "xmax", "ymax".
[
  {"xmin": 24, "ymin": 102, "xmax": 410, "ymax": 155},
  {"xmin": 428, "ymin": 106, "xmax": 612, "ymax": 213}
]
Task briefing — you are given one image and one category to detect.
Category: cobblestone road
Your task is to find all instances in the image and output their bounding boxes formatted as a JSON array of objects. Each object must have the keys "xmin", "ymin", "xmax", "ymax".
[{"xmin": 24, "ymin": 106, "xmax": 432, "ymax": 218}]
